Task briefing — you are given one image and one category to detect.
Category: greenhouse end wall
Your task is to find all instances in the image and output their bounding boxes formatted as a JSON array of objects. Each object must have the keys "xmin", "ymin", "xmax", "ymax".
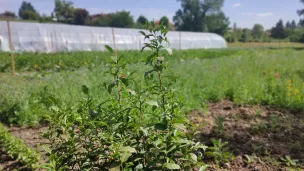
[{"xmin": 0, "ymin": 21, "xmax": 227, "ymax": 52}]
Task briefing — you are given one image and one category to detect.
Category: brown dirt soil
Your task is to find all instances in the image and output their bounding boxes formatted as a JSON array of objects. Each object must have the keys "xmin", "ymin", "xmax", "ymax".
[{"xmin": 189, "ymin": 100, "xmax": 304, "ymax": 171}]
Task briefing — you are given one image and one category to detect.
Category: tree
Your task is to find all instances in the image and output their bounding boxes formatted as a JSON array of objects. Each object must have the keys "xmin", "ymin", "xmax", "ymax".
[
  {"xmin": 137, "ymin": 15, "xmax": 148, "ymax": 25},
  {"xmin": 2, "ymin": 11, "xmax": 17, "ymax": 19},
  {"xmin": 54, "ymin": 0, "xmax": 74, "ymax": 23},
  {"xmin": 205, "ymin": 11, "xmax": 229, "ymax": 36},
  {"xmin": 160, "ymin": 16, "xmax": 169, "ymax": 27},
  {"xmin": 109, "ymin": 11, "xmax": 134, "ymax": 28},
  {"xmin": 18, "ymin": 1, "xmax": 39, "ymax": 19},
  {"xmin": 286, "ymin": 21, "xmax": 292, "ymax": 29},
  {"xmin": 271, "ymin": 19, "xmax": 286, "ymax": 39},
  {"xmin": 173, "ymin": 0, "xmax": 224, "ymax": 32},
  {"xmin": 94, "ymin": 14, "xmax": 111, "ymax": 27},
  {"xmin": 240, "ymin": 28, "xmax": 251, "ymax": 42},
  {"xmin": 291, "ymin": 20, "xmax": 297, "ymax": 29},
  {"xmin": 251, "ymin": 24, "xmax": 264, "ymax": 40},
  {"xmin": 298, "ymin": 0, "xmax": 304, "ymax": 17},
  {"xmin": 73, "ymin": 8, "xmax": 89, "ymax": 25}
]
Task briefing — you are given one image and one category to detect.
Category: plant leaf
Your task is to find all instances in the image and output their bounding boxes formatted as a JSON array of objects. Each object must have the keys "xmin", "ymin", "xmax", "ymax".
[
  {"xmin": 105, "ymin": 45, "xmax": 114, "ymax": 53},
  {"xmin": 145, "ymin": 100, "xmax": 158, "ymax": 107},
  {"xmin": 199, "ymin": 164, "xmax": 208, "ymax": 171},
  {"xmin": 190, "ymin": 153, "xmax": 197, "ymax": 163},
  {"xmin": 163, "ymin": 163, "xmax": 180, "ymax": 170},
  {"xmin": 165, "ymin": 47, "xmax": 173, "ymax": 55},
  {"xmin": 173, "ymin": 123, "xmax": 187, "ymax": 132},
  {"xmin": 120, "ymin": 152, "xmax": 132, "ymax": 163},
  {"xmin": 82, "ymin": 85, "xmax": 89, "ymax": 95},
  {"xmin": 119, "ymin": 146, "xmax": 137, "ymax": 153}
]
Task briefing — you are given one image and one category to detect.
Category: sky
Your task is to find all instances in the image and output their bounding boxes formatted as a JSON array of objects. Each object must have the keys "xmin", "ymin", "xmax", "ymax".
[{"xmin": 0, "ymin": 0, "xmax": 303, "ymax": 29}]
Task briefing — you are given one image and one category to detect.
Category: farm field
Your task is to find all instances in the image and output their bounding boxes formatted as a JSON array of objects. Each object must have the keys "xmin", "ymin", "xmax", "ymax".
[{"xmin": 1, "ymin": 44, "xmax": 304, "ymax": 170}]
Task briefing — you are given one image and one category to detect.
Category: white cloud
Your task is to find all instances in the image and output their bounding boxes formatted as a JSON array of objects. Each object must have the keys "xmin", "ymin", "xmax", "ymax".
[
  {"xmin": 232, "ymin": 3, "xmax": 241, "ymax": 7},
  {"xmin": 256, "ymin": 12, "xmax": 273, "ymax": 17},
  {"xmin": 241, "ymin": 12, "xmax": 254, "ymax": 16},
  {"xmin": 241, "ymin": 12, "xmax": 273, "ymax": 17}
]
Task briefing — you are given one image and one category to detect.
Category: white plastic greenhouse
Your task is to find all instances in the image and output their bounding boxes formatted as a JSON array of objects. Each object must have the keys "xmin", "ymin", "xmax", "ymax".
[{"xmin": 0, "ymin": 21, "xmax": 227, "ymax": 52}]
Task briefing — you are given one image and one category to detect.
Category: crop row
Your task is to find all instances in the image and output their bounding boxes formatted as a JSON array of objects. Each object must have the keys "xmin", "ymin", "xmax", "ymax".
[{"xmin": 0, "ymin": 123, "xmax": 40, "ymax": 169}]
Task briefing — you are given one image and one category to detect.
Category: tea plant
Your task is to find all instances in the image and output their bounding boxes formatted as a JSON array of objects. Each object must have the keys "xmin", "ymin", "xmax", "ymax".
[
  {"xmin": 205, "ymin": 139, "xmax": 233, "ymax": 166},
  {"xmin": 43, "ymin": 23, "xmax": 208, "ymax": 170},
  {"xmin": 0, "ymin": 123, "xmax": 40, "ymax": 169}
]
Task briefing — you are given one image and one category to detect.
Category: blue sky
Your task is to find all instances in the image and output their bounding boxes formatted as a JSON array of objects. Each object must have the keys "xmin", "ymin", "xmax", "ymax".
[{"xmin": 0, "ymin": 0, "xmax": 303, "ymax": 29}]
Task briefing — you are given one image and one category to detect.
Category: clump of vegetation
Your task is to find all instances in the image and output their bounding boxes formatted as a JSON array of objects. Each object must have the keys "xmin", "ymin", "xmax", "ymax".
[
  {"xmin": 42, "ymin": 23, "xmax": 208, "ymax": 170},
  {"xmin": 0, "ymin": 123, "xmax": 40, "ymax": 169}
]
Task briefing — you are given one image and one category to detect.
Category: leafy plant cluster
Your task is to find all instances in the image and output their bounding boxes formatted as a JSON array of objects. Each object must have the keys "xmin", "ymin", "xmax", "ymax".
[
  {"xmin": 0, "ymin": 123, "xmax": 40, "ymax": 169},
  {"xmin": 42, "ymin": 23, "xmax": 208, "ymax": 170}
]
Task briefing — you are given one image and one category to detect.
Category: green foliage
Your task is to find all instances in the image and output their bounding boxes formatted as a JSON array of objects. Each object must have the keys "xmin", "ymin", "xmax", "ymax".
[
  {"xmin": 18, "ymin": 1, "xmax": 39, "ymax": 19},
  {"xmin": 54, "ymin": 0, "xmax": 74, "ymax": 23},
  {"xmin": 73, "ymin": 8, "xmax": 89, "ymax": 25},
  {"xmin": 252, "ymin": 24, "xmax": 264, "ymax": 40},
  {"xmin": 110, "ymin": 10, "xmax": 134, "ymax": 28},
  {"xmin": 206, "ymin": 139, "xmax": 233, "ymax": 165},
  {"xmin": 42, "ymin": 22, "xmax": 208, "ymax": 170},
  {"xmin": 280, "ymin": 155, "xmax": 297, "ymax": 167},
  {"xmin": 0, "ymin": 123, "xmax": 40, "ymax": 169},
  {"xmin": 173, "ymin": 0, "xmax": 225, "ymax": 32},
  {"xmin": 271, "ymin": 20, "xmax": 287, "ymax": 39},
  {"xmin": 160, "ymin": 16, "xmax": 169, "ymax": 28}
]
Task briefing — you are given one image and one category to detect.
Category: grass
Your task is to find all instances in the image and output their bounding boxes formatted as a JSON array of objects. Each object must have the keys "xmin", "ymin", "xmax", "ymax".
[{"xmin": 1, "ymin": 48, "xmax": 304, "ymax": 126}]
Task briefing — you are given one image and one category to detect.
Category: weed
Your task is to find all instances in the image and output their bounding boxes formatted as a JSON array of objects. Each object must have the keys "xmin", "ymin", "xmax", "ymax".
[{"xmin": 206, "ymin": 139, "xmax": 234, "ymax": 166}]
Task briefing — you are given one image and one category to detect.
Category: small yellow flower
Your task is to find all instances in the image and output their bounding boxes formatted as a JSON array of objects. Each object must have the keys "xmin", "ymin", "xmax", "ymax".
[
  {"xmin": 288, "ymin": 80, "xmax": 292, "ymax": 83},
  {"xmin": 34, "ymin": 64, "xmax": 38, "ymax": 69},
  {"xmin": 58, "ymin": 61, "xmax": 62, "ymax": 66},
  {"xmin": 294, "ymin": 89, "xmax": 299, "ymax": 95},
  {"xmin": 288, "ymin": 93, "xmax": 291, "ymax": 97}
]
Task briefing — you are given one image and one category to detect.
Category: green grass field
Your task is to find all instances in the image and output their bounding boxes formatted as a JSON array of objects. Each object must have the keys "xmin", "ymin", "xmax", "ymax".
[{"xmin": 1, "ymin": 48, "xmax": 304, "ymax": 126}]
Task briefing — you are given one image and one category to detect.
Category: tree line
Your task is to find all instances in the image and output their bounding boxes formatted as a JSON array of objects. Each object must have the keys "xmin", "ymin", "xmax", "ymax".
[{"xmin": 1, "ymin": 0, "xmax": 304, "ymax": 42}]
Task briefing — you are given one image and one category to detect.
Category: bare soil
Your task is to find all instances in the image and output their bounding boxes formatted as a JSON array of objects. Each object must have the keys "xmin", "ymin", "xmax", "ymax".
[{"xmin": 189, "ymin": 100, "xmax": 304, "ymax": 170}]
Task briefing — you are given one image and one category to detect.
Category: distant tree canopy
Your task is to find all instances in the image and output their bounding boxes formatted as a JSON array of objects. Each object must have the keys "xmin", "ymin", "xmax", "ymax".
[
  {"xmin": 205, "ymin": 11, "xmax": 229, "ymax": 36},
  {"xmin": 137, "ymin": 15, "xmax": 148, "ymax": 25},
  {"xmin": 54, "ymin": 0, "xmax": 74, "ymax": 23},
  {"xmin": 251, "ymin": 24, "xmax": 264, "ymax": 40},
  {"xmin": 73, "ymin": 8, "xmax": 89, "ymax": 25},
  {"xmin": 160, "ymin": 16, "xmax": 169, "ymax": 27},
  {"xmin": 271, "ymin": 19, "xmax": 286, "ymax": 39},
  {"xmin": 173, "ymin": 0, "xmax": 227, "ymax": 35},
  {"xmin": 109, "ymin": 11, "xmax": 134, "ymax": 28},
  {"xmin": 18, "ymin": 1, "xmax": 39, "ymax": 20},
  {"xmin": 2, "ymin": 11, "xmax": 17, "ymax": 19}
]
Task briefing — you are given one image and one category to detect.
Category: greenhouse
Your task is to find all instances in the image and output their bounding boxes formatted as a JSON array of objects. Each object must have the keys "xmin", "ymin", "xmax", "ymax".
[{"xmin": 0, "ymin": 21, "xmax": 227, "ymax": 52}]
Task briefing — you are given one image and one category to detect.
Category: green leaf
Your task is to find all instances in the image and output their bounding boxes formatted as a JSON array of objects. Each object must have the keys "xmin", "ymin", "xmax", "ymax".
[
  {"xmin": 109, "ymin": 166, "xmax": 120, "ymax": 171},
  {"xmin": 196, "ymin": 143, "xmax": 208, "ymax": 151},
  {"xmin": 165, "ymin": 47, "xmax": 173, "ymax": 55},
  {"xmin": 199, "ymin": 164, "xmax": 208, "ymax": 171},
  {"xmin": 140, "ymin": 127, "xmax": 148, "ymax": 136},
  {"xmin": 121, "ymin": 78, "xmax": 128, "ymax": 86},
  {"xmin": 173, "ymin": 123, "xmax": 187, "ymax": 132},
  {"xmin": 154, "ymin": 123, "xmax": 167, "ymax": 130},
  {"xmin": 126, "ymin": 89, "xmax": 136, "ymax": 95},
  {"xmin": 107, "ymin": 81, "xmax": 116, "ymax": 94},
  {"xmin": 105, "ymin": 45, "xmax": 114, "ymax": 53},
  {"xmin": 42, "ymin": 145, "xmax": 52, "ymax": 154},
  {"xmin": 163, "ymin": 163, "xmax": 180, "ymax": 170},
  {"xmin": 119, "ymin": 146, "xmax": 137, "ymax": 153},
  {"xmin": 82, "ymin": 85, "xmax": 89, "ymax": 95},
  {"xmin": 190, "ymin": 153, "xmax": 197, "ymax": 163},
  {"xmin": 145, "ymin": 100, "xmax": 158, "ymax": 107},
  {"xmin": 120, "ymin": 152, "xmax": 132, "ymax": 163},
  {"xmin": 139, "ymin": 31, "xmax": 146, "ymax": 36}
]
